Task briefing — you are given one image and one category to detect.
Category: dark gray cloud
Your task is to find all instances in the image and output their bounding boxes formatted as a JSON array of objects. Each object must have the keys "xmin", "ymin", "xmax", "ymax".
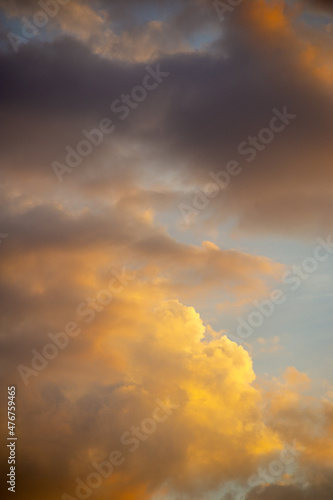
[
  {"xmin": 2, "ymin": 9, "xmax": 333, "ymax": 237},
  {"xmin": 246, "ymin": 471, "xmax": 333, "ymax": 500},
  {"xmin": 307, "ymin": 0, "xmax": 333, "ymax": 12}
]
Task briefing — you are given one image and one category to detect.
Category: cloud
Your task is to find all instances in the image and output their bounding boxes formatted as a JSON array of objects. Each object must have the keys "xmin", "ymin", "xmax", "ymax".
[
  {"xmin": 0, "ymin": 192, "xmax": 285, "ymax": 335},
  {"xmin": 1, "ymin": 284, "xmax": 283, "ymax": 499},
  {"xmin": 1, "ymin": 279, "xmax": 332, "ymax": 499},
  {"xmin": 246, "ymin": 470, "xmax": 333, "ymax": 500},
  {"xmin": 1, "ymin": 0, "xmax": 216, "ymax": 62},
  {"xmin": 2, "ymin": 0, "xmax": 333, "ymax": 238},
  {"xmin": 2, "ymin": 0, "xmax": 332, "ymax": 236},
  {"xmin": 306, "ymin": 0, "xmax": 333, "ymax": 13},
  {"xmin": 260, "ymin": 369, "xmax": 333, "ymax": 470}
]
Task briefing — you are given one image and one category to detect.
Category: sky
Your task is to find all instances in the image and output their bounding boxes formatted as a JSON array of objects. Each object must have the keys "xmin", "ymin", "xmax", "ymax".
[{"xmin": 0, "ymin": 1, "xmax": 333, "ymax": 499}]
